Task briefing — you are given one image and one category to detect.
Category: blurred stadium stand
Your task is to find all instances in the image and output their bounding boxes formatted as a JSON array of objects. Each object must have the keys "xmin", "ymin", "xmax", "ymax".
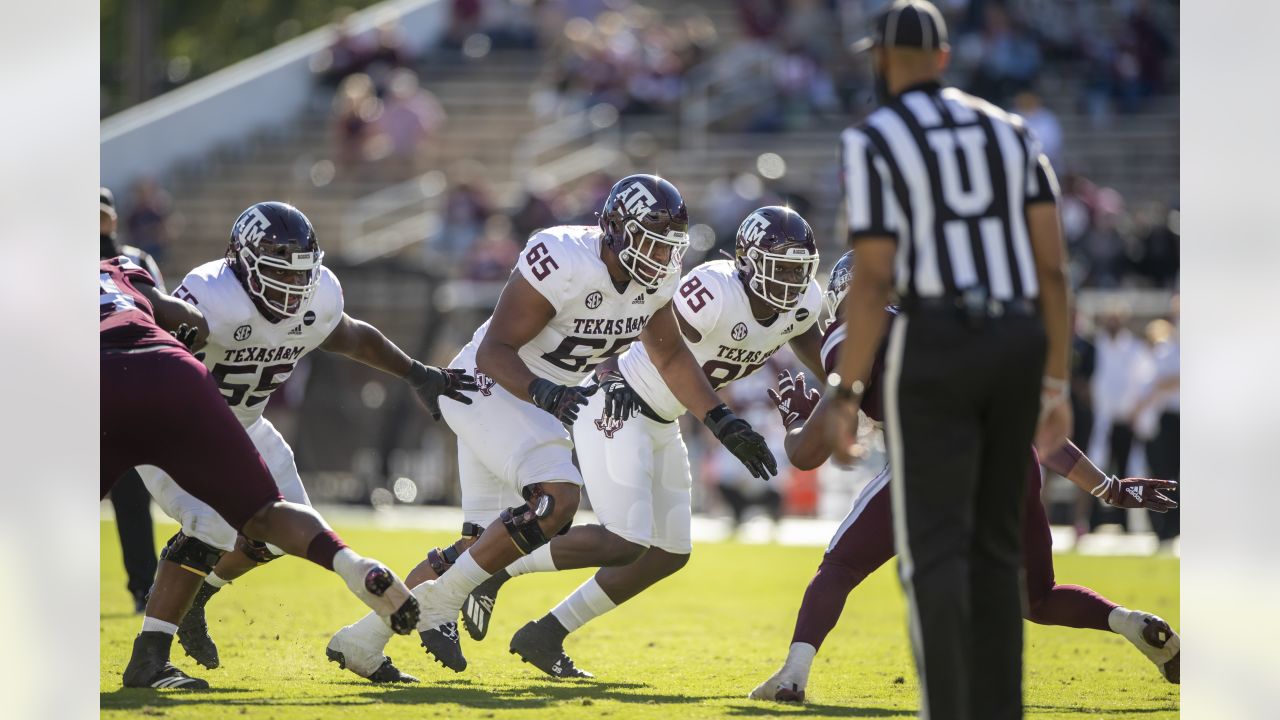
[{"xmin": 101, "ymin": 0, "xmax": 1179, "ymax": 530}]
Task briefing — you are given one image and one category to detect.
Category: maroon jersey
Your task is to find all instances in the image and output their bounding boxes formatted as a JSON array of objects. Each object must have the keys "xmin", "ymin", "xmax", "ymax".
[
  {"xmin": 818, "ymin": 307, "xmax": 899, "ymax": 422},
  {"xmin": 100, "ymin": 256, "xmax": 185, "ymax": 352}
]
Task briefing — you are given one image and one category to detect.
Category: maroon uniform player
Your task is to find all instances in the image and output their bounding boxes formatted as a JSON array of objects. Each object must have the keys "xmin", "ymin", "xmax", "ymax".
[
  {"xmin": 101, "ymin": 255, "xmax": 422, "ymax": 689},
  {"xmin": 749, "ymin": 252, "xmax": 1180, "ymax": 703}
]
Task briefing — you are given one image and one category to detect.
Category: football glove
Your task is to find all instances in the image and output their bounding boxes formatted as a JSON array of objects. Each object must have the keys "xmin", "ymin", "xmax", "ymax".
[
  {"xmin": 704, "ymin": 403, "xmax": 777, "ymax": 480},
  {"xmin": 596, "ymin": 368, "xmax": 640, "ymax": 422},
  {"xmin": 767, "ymin": 370, "xmax": 821, "ymax": 428},
  {"xmin": 169, "ymin": 323, "xmax": 205, "ymax": 361},
  {"xmin": 1090, "ymin": 475, "xmax": 1179, "ymax": 512},
  {"xmin": 529, "ymin": 378, "xmax": 597, "ymax": 424},
  {"xmin": 406, "ymin": 361, "xmax": 479, "ymax": 421}
]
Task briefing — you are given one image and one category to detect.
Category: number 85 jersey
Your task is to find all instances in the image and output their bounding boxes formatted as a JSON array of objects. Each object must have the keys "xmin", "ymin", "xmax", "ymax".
[
  {"xmin": 618, "ymin": 260, "xmax": 822, "ymax": 421},
  {"xmin": 174, "ymin": 259, "xmax": 344, "ymax": 427},
  {"xmin": 457, "ymin": 225, "xmax": 678, "ymax": 386}
]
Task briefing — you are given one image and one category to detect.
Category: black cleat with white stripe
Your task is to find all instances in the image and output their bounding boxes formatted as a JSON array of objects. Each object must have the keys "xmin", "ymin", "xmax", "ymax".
[
  {"xmin": 510, "ymin": 618, "xmax": 593, "ymax": 679},
  {"xmin": 122, "ymin": 631, "xmax": 211, "ymax": 690},
  {"xmin": 462, "ymin": 570, "xmax": 510, "ymax": 641},
  {"xmin": 419, "ymin": 622, "xmax": 468, "ymax": 672}
]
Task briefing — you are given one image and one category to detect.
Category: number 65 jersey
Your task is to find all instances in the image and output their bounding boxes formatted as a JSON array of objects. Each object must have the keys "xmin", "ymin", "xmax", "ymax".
[
  {"xmin": 618, "ymin": 260, "xmax": 822, "ymax": 421},
  {"xmin": 174, "ymin": 259, "xmax": 344, "ymax": 427}
]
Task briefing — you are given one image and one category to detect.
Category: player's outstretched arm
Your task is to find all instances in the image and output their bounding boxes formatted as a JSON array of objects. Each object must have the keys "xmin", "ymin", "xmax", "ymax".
[
  {"xmin": 135, "ymin": 280, "xmax": 209, "ymax": 350},
  {"xmin": 476, "ymin": 272, "xmax": 556, "ymax": 400},
  {"xmin": 321, "ymin": 313, "xmax": 479, "ymax": 420},
  {"xmin": 830, "ymin": 237, "xmax": 895, "ymax": 464},
  {"xmin": 766, "ymin": 370, "xmax": 831, "ymax": 471},
  {"xmin": 1040, "ymin": 439, "xmax": 1178, "ymax": 512}
]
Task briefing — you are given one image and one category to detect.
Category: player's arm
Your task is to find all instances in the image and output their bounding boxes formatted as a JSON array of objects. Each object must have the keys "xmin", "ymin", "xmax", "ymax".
[
  {"xmin": 134, "ymin": 280, "xmax": 209, "ymax": 350},
  {"xmin": 1040, "ymin": 439, "xmax": 1178, "ymax": 512},
  {"xmin": 638, "ymin": 301, "xmax": 777, "ymax": 479},
  {"xmin": 829, "ymin": 238, "xmax": 895, "ymax": 462},
  {"xmin": 476, "ymin": 272, "xmax": 556, "ymax": 401},
  {"xmin": 765, "ymin": 370, "xmax": 833, "ymax": 471},
  {"xmin": 321, "ymin": 312, "xmax": 479, "ymax": 420},
  {"xmin": 788, "ymin": 322, "xmax": 826, "ymax": 377}
]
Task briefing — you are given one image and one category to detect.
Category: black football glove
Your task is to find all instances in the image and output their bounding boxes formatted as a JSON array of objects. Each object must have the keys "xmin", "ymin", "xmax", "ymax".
[
  {"xmin": 596, "ymin": 368, "xmax": 640, "ymax": 422},
  {"xmin": 529, "ymin": 378, "xmax": 598, "ymax": 424},
  {"xmin": 704, "ymin": 403, "xmax": 778, "ymax": 480},
  {"xmin": 169, "ymin": 323, "xmax": 205, "ymax": 361},
  {"xmin": 406, "ymin": 361, "xmax": 479, "ymax": 421}
]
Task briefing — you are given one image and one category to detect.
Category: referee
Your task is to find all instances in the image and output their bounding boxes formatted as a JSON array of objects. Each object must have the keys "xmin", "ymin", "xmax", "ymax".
[{"xmin": 826, "ymin": 2, "xmax": 1072, "ymax": 718}]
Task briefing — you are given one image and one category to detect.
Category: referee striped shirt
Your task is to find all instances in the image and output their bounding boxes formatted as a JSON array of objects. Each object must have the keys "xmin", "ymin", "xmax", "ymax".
[{"xmin": 842, "ymin": 81, "xmax": 1060, "ymax": 301}]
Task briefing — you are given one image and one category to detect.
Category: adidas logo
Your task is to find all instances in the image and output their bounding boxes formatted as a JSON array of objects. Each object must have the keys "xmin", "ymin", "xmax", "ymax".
[
  {"xmin": 632, "ymin": 294, "xmax": 645, "ymax": 305},
  {"xmin": 288, "ymin": 324, "xmax": 303, "ymax": 336},
  {"xmin": 551, "ymin": 659, "xmax": 564, "ymax": 675}
]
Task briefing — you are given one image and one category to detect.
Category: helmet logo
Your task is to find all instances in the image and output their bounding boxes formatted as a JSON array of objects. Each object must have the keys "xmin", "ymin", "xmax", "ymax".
[
  {"xmin": 234, "ymin": 206, "xmax": 272, "ymax": 246},
  {"xmin": 303, "ymin": 310, "xmax": 317, "ymax": 326},
  {"xmin": 740, "ymin": 212, "xmax": 770, "ymax": 245},
  {"xmin": 617, "ymin": 182, "xmax": 657, "ymax": 215},
  {"xmin": 585, "ymin": 291, "xmax": 603, "ymax": 309},
  {"xmin": 796, "ymin": 308, "xmax": 810, "ymax": 322},
  {"xmin": 731, "ymin": 322, "xmax": 749, "ymax": 341}
]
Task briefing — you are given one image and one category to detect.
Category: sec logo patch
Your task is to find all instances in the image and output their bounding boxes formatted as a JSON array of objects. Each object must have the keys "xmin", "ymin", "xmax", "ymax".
[
  {"xmin": 234, "ymin": 324, "xmax": 253, "ymax": 341},
  {"xmin": 585, "ymin": 291, "xmax": 603, "ymax": 309},
  {"xmin": 731, "ymin": 322, "xmax": 749, "ymax": 341}
]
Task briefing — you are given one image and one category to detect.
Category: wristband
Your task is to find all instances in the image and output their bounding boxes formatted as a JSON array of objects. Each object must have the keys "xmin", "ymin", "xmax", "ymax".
[
  {"xmin": 826, "ymin": 373, "xmax": 864, "ymax": 401},
  {"xmin": 1090, "ymin": 474, "xmax": 1118, "ymax": 499}
]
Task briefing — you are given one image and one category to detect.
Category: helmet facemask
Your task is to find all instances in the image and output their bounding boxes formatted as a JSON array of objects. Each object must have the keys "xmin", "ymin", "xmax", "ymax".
[
  {"xmin": 237, "ymin": 243, "xmax": 324, "ymax": 319},
  {"xmin": 617, "ymin": 218, "xmax": 689, "ymax": 290},
  {"xmin": 743, "ymin": 246, "xmax": 819, "ymax": 311}
]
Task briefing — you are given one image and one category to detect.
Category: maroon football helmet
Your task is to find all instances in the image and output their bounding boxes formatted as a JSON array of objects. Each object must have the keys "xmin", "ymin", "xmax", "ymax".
[
  {"xmin": 225, "ymin": 201, "xmax": 324, "ymax": 321},
  {"xmin": 598, "ymin": 174, "xmax": 690, "ymax": 290},
  {"xmin": 734, "ymin": 206, "xmax": 819, "ymax": 311}
]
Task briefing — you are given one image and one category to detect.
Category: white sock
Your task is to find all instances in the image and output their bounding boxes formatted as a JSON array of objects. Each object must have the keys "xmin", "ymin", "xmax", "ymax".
[
  {"xmin": 142, "ymin": 616, "xmax": 179, "ymax": 635},
  {"xmin": 505, "ymin": 543, "xmax": 557, "ymax": 578},
  {"xmin": 344, "ymin": 607, "xmax": 396, "ymax": 649},
  {"xmin": 428, "ymin": 552, "xmax": 491, "ymax": 619},
  {"xmin": 1108, "ymin": 606, "xmax": 1136, "ymax": 634},
  {"xmin": 205, "ymin": 572, "xmax": 229, "ymax": 589},
  {"xmin": 550, "ymin": 576, "xmax": 617, "ymax": 633},
  {"xmin": 780, "ymin": 642, "xmax": 817, "ymax": 687}
]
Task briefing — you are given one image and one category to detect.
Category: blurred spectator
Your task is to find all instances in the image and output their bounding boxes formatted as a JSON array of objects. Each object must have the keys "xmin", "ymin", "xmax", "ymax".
[
  {"xmin": 1128, "ymin": 201, "xmax": 1179, "ymax": 288},
  {"xmin": 1085, "ymin": 303, "xmax": 1155, "ymax": 531},
  {"xmin": 364, "ymin": 12, "xmax": 415, "ymax": 88},
  {"xmin": 447, "ymin": 0, "xmax": 485, "ymax": 50},
  {"xmin": 1113, "ymin": 0, "xmax": 1172, "ymax": 112},
  {"xmin": 481, "ymin": 0, "xmax": 541, "ymax": 51},
  {"xmin": 466, "ymin": 215, "xmax": 523, "ymax": 281},
  {"xmin": 124, "ymin": 179, "xmax": 173, "ymax": 264},
  {"xmin": 373, "ymin": 69, "xmax": 447, "ymax": 168},
  {"xmin": 965, "ymin": 3, "xmax": 1041, "ymax": 106},
  {"xmin": 1132, "ymin": 295, "xmax": 1179, "ymax": 545},
  {"xmin": 510, "ymin": 184, "xmax": 561, "ymax": 240},
  {"xmin": 1078, "ymin": 188, "xmax": 1127, "ymax": 288},
  {"xmin": 735, "ymin": 0, "xmax": 786, "ymax": 43},
  {"xmin": 330, "ymin": 73, "xmax": 382, "ymax": 170},
  {"xmin": 312, "ymin": 9, "xmax": 375, "ymax": 88},
  {"xmin": 437, "ymin": 162, "xmax": 496, "ymax": 261},
  {"xmin": 1013, "ymin": 90, "xmax": 1063, "ymax": 172}
]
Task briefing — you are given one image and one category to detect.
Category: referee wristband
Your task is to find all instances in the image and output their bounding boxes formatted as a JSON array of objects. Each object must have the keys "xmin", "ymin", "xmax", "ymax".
[{"xmin": 826, "ymin": 373, "xmax": 864, "ymax": 402}]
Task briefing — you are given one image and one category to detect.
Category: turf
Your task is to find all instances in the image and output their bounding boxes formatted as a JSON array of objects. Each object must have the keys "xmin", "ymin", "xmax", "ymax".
[{"xmin": 100, "ymin": 521, "xmax": 1179, "ymax": 718}]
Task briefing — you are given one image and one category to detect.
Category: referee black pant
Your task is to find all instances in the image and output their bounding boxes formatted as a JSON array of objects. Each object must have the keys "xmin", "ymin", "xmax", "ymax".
[
  {"xmin": 884, "ymin": 306, "xmax": 1046, "ymax": 720},
  {"xmin": 108, "ymin": 468, "xmax": 159, "ymax": 604}
]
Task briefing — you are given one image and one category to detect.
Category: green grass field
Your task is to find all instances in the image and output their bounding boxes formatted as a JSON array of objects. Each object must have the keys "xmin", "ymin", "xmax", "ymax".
[{"xmin": 100, "ymin": 521, "xmax": 1179, "ymax": 719}]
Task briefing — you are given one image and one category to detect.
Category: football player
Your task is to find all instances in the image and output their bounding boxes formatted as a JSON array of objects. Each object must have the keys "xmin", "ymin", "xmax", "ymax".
[
  {"xmin": 130, "ymin": 202, "xmax": 477, "ymax": 685},
  {"xmin": 326, "ymin": 175, "xmax": 778, "ymax": 680},
  {"xmin": 748, "ymin": 251, "xmax": 1181, "ymax": 703},
  {"xmin": 101, "ymin": 255, "xmax": 424, "ymax": 690},
  {"xmin": 478, "ymin": 205, "xmax": 826, "ymax": 678}
]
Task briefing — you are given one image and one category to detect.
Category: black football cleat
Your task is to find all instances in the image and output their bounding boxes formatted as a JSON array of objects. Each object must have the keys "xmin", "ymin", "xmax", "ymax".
[
  {"xmin": 326, "ymin": 647, "xmax": 420, "ymax": 683},
  {"xmin": 420, "ymin": 622, "xmax": 467, "ymax": 672},
  {"xmin": 177, "ymin": 583, "xmax": 221, "ymax": 669},
  {"xmin": 462, "ymin": 570, "xmax": 509, "ymax": 641},
  {"xmin": 510, "ymin": 620, "xmax": 593, "ymax": 679},
  {"xmin": 122, "ymin": 631, "xmax": 211, "ymax": 690}
]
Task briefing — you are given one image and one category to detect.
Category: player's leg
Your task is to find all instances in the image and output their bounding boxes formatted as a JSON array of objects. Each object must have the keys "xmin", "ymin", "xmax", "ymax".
[
  {"xmin": 108, "ymin": 469, "xmax": 159, "ymax": 613},
  {"xmin": 967, "ymin": 318, "xmax": 1043, "ymax": 720},
  {"xmin": 1020, "ymin": 458, "xmax": 1180, "ymax": 683},
  {"xmin": 509, "ymin": 415, "xmax": 678, "ymax": 678},
  {"xmin": 751, "ymin": 465, "xmax": 897, "ymax": 703},
  {"xmin": 176, "ymin": 419, "xmax": 304, "ymax": 668}
]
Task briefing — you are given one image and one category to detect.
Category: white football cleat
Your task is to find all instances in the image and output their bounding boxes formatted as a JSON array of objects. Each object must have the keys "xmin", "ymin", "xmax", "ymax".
[
  {"xmin": 749, "ymin": 670, "xmax": 806, "ymax": 703},
  {"xmin": 326, "ymin": 624, "xmax": 418, "ymax": 683},
  {"xmin": 335, "ymin": 554, "xmax": 419, "ymax": 635},
  {"xmin": 1114, "ymin": 610, "xmax": 1180, "ymax": 683}
]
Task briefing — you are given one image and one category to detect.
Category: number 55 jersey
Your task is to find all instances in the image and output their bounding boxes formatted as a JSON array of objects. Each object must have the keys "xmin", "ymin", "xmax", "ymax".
[
  {"xmin": 439, "ymin": 225, "xmax": 677, "ymax": 524},
  {"xmin": 137, "ymin": 258, "xmax": 344, "ymax": 554}
]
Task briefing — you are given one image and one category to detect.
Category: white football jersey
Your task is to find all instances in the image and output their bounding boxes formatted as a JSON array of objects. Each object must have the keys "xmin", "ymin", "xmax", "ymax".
[
  {"xmin": 174, "ymin": 259, "xmax": 344, "ymax": 427},
  {"xmin": 456, "ymin": 225, "xmax": 677, "ymax": 387},
  {"xmin": 618, "ymin": 260, "xmax": 822, "ymax": 421}
]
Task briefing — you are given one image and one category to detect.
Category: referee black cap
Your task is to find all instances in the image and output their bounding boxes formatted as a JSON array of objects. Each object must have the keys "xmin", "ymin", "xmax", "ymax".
[{"xmin": 849, "ymin": 0, "xmax": 949, "ymax": 54}]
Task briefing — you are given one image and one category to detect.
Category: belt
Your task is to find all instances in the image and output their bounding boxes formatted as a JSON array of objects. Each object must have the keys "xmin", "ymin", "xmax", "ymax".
[
  {"xmin": 905, "ymin": 295, "xmax": 1036, "ymax": 319},
  {"xmin": 634, "ymin": 392, "xmax": 674, "ymax": 425}
]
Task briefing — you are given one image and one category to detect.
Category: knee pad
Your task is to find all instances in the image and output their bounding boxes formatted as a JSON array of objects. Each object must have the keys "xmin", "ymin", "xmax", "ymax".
[
  {"xmin": 521, "ymin": 484, "xmax": 574, "ymax": 536},
  {"xmin": 500, "ymin": 499, "xmax": 554, "ymax": 555},
  {"xmin": 236, "ymin": 535, "xmax": 283, "ymax": 564},
  {"xmin": 159, "ymin": 531, "xmax": 224, "ymax": 576},
  {"xmin": 428, "ymin": 522, "xmax": 485, "ymax": 575}
]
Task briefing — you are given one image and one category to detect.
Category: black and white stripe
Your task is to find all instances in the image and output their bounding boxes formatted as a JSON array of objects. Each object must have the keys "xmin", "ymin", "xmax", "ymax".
[{"xmin": 842, "ymin": 84, "xmax": 1058, "ymax": 302}]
